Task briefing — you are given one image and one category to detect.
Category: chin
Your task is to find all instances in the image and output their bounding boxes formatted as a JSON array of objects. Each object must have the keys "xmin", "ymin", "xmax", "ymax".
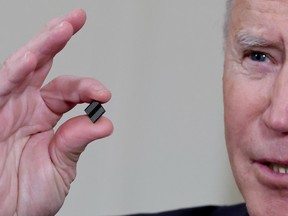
[
  {"xmin": 242, "ymin": 185, "xmax": 288, "ymax": 216},
  {"xmin": 246, "ymin": 199, "xmax": 288, "ymax": 216}
]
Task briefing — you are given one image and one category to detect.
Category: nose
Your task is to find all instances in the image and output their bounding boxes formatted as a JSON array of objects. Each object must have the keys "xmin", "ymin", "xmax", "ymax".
[{"xmin": 263, "ymin": 70, "xmax": 288, "ymax": 133}]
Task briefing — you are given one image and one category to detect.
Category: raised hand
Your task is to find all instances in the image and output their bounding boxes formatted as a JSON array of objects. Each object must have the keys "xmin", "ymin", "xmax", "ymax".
[{"xmin": 0, "ymin": 9, "xmax": 113, "ymax": 216}]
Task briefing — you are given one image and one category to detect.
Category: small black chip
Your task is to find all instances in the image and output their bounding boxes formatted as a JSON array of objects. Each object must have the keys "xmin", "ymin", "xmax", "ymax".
[{"xmin": 85, "ymin": 101, "xmax": 105, "ymax": 123}]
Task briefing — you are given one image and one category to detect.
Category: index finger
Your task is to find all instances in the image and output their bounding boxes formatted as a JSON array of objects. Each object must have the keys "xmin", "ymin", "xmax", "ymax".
[
  {"xmin": 24, "ymin": 8, "xmax": 87, "ymax": 67},
  {"xmin": 0, "ymin": 9, "xmax": 87, "ymax": 98}
]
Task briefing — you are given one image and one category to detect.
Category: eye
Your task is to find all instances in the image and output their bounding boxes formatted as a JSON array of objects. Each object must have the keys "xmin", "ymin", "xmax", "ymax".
[
  {"xmin": 249, "ymin": 51, "xmax": 269, "ymax": 62},
  {"xmin": 241, "ymin": 50, "xmax": 279, "ymax": 78},
  {"xmin": 241, "ymin": 48, "xmax": 282, "ymax": 78}
]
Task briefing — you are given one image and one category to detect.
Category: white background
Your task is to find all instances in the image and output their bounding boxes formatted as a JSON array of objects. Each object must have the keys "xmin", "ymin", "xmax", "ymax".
[{"xmin": 0, "ymin": 1, "xmax": 243, "ymax": 215}]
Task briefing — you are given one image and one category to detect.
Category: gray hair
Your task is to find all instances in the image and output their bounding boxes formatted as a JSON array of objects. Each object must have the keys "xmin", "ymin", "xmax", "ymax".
[{"xmin": 224, "ymin": 0, "xmax": 234, "ymax": 44}]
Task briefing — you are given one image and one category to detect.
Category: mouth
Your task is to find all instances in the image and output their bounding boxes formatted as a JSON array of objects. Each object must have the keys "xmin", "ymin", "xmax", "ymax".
[
  {"xmin": 254, "ymin": 160, "xmax": 288, "ymax": 189},
  {"xmin": 263, "ymin": 162, "xmax": 288, "ymax": 174}
]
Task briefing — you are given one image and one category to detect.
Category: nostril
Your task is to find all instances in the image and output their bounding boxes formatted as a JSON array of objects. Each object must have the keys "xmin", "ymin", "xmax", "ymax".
[
  {"xmin": 263, "ymin": 108, "xmax": 288, "ymax": 133},
  {"xmin": 261, "ymin": 86, "xmax": 288, "ymax": 133}
]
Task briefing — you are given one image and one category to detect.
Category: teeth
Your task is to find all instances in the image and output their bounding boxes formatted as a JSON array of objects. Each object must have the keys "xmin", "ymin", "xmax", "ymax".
[
  {"xmin": 279, "ymin": 167, "xmax": 286, "ymax": 174},
  {"xmin": 269, "ymin": 164, "xmax": 288, "ymax": 174},
  {"xmin": 273, "ymin": 165, "xmax": 279, "ymax": 173}
]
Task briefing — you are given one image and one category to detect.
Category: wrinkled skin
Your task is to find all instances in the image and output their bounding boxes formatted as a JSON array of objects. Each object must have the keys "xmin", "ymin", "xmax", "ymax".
[
  {"xmin": 224, "ymin": 0, "xmax": 288, "ymax": 215},
  {"xmin": 0, "ymin": 9, "xmax": 113, "ymax": 216}
]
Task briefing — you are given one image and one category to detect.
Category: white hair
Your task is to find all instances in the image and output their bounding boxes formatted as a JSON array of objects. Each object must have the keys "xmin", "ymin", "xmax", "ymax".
[{"xmin": 224, "ymin": 0, "xmax": 234, "ymax": 44}]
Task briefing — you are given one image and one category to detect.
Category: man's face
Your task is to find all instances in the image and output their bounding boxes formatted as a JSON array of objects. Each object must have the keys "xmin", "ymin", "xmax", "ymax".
[{"xmin": 224, "ymin": 0, "xmax": 288, "ymax": 215}]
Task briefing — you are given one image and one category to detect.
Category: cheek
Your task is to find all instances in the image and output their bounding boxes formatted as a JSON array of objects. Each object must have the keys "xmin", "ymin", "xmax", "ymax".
[
  {"xmin": 224, "ymin": 80, "xmax": 253, "ymax": 139},
  {"xmin": 222, "ymin": 75, "xmax": 272, "ymax": 193},
  {"xmin": 223, "ymin": 75, "xmax": 271, "ymax": 156}
]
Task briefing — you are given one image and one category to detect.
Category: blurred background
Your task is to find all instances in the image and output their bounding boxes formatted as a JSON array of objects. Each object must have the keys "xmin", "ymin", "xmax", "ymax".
[{"xmin": 0, "ymin": 0, "xmax": 243, "ymax": 215}]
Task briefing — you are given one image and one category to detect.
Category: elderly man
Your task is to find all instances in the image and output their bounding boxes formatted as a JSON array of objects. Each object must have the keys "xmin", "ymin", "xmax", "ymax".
[
  {"xmin": 223, "ymin": 0, "xmax": 288, "ymax": 215},
  {"xmin": 0, "ymin": 0, "xmax": 286, "ymax": 215}
]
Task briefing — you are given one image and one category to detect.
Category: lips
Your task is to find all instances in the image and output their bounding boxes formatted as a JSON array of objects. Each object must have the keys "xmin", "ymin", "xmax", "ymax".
[
  {"xmin": 251, "ymin": 160, "xmax": 288, "ymax": 188},
  {"xmin": 266, "ymin": 163, "xmax": 288, "ymax": 174},
  {"xmin": 257, "ymin": 160, "xmax": 288, "ymax": 177}
]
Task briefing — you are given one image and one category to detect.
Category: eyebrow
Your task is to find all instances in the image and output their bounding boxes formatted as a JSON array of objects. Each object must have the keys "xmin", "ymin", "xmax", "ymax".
[{"xmin": 236, "ymin": 32, "xmax": 271, "ymax": 48}]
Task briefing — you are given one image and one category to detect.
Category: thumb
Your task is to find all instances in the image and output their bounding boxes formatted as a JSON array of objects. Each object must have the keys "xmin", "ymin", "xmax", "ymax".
[{"xmin": 49, "ymin": 115, "xmax": 113, "ymax": 182}]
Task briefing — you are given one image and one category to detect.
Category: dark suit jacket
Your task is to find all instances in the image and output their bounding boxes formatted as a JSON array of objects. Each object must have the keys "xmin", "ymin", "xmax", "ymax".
[{"xmin": 129, "ymin": 203, "xmax": 248, "ymax": 216}]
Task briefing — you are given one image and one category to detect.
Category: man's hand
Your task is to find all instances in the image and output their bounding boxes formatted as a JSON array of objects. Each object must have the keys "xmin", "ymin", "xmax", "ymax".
[{"xmin": 0, "ymin": 9, "xmax": 113, "ymax": 216}]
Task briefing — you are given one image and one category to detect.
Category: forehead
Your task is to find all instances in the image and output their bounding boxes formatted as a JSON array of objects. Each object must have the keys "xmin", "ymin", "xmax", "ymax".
[
  {"xmin": 233, "ymin": 0, "xmax": 288, "ymax": 14},
  {"xmin": 230, "ymin": 0, "xmax": 288, "ymax": 40}
]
